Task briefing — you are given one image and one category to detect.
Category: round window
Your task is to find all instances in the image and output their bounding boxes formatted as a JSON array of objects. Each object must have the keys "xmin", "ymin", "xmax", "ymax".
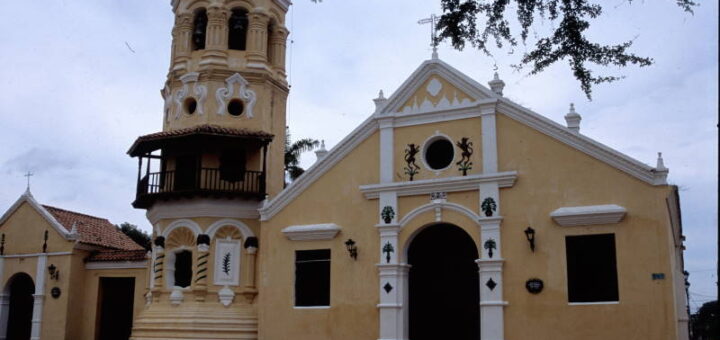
[
  {"xmin": 424, "ymin": 137, "xmax": 454, "ymax": 170},
  {"xmin": 184, "ymin": 97, "xmax": 197, "ymax": 115},
  {"xmin": 227, "ymin": 99, "xmax": 244, "ymax": 116}
]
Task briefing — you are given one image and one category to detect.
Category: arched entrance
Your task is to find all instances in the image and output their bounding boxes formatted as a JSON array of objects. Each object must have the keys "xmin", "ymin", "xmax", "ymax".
[
  {"xmin": 408, "ymin": 223, "xmax": 479, "ymax": 340},
  {"xmin": 5, "ymin": 273, "xmax": 35, "ymax": 340}
]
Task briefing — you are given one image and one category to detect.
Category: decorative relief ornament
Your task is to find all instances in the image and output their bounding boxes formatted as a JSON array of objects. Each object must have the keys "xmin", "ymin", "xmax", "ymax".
[
  {"xmin": 483, "ymin": 238, "xmax": 497, "ymax": 258},
  {"xmin": 404, "ymin": 144, "xmax": 420, "ymax": 181},
  {"xmin": 455, "ymin": 137, "xmax": 474, "ymax": 176},
  {"xmin": 216, "ymin": 73, "xmax": 257, "ymax": 117},
  {"xmin": 382, "ymin": 242, "xmax": 395, "ymax": 264},
  {"xmin": 526, "ymin": 278, "xmax": 544, "ymax": 294},
  {"xmin": 481, "ymin": 197, "xmax": 497, "ymax": 217}
]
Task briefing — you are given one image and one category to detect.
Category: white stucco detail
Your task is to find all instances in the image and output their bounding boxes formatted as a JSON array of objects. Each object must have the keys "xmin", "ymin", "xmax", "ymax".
[
  {"xmin": 281, "ymin": 224, "xmax": 341, "ymax": 241},
  {"xmin": 162, "ymin": 219, "xmax": 203, "ymax": 238},
  {"xmin": 550, "ymin": 204, "xmax": 627, "ymax": 227},
  {"xmin": 214, "ymin": 239, "xmax": 241, "ymax": 286},
  {"xmin": 215, "ymin": 73, "xmax": 256, "ymax": 117},
  {"xmin": 206, "ymin": 219, "xmax": 256, "ymax": 240}
]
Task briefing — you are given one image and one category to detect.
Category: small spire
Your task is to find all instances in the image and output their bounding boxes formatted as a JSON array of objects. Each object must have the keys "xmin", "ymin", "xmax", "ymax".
[
  {"xmin": 315, "ymin": 140, "xmax": 328, "ymax": 162},
  {"xmin": 69, "ymin": 222, "xmax": 79, "ymax": 239},
  {"xmin": 488, "ymin": 72, "xmax": 505, "ymax": 96},
  {"xmin": 653, "ymin": 152, "xmax": 669, "ymax": 185},
  {"xmin": 373, "ymin": 90, "xmax": 388, "ymax": 113},
  {"xmin": 564, "ymin": 103, "xmax": 581, "ymax": 133},
  {"xmin": 656, "ymin": 152, "xmax": 667, "ymax": 171}
]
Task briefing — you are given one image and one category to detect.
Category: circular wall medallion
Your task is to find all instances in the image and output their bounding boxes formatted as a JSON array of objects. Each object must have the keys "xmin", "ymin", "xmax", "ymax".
[
  {"xmin": 227, "ymin": 99, "xmax": 244, "ymax": 116},
  {"xmin": 51, "ymin": 287, "xmax": 61, "ymax": 299},
  {"xmin": 525, "ymin": 278, "xmax": 544, "ymax": 294},
  {"xmin": 423, "ymin": 136, "xmax": 454, "ymax": 171}
]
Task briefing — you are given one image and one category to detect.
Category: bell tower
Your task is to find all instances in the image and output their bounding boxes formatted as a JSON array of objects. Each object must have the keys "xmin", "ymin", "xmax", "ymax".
[{"xmin": 127, "ymin": 1, "xmax": 289, "ymax": 339}]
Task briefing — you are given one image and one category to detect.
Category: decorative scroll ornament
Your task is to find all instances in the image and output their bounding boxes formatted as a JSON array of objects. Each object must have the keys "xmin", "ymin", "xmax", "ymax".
[
  {"xmin": 430, "ymin": 192, "xmax": 447, "ymax": 202},
  {"xmin": 455, "ymin": 137, "xmax": 474, "ymax": 176},
  {"xmin": 382, "ymin": 242, "xmax": 395, "ymax": 263},
  {"xmin": 174, "ymin": 72, "xmax": 208, "ymax": 119},
  {"xmin": 526, "ymin": 278, "xmax": 544, "ymax": 294},
  {"xmin": 404, "ymin": 143, "xmax": 420, "ymax": 181},
  {"xmin": 216, "ymin": 73, "xmax": 257, "ymax": 117},
  {"xmin": 162, "ymin": 85, "xmax": 172, "ymax": 122},
  {"xmin": 484, "ymin": 238, "xmax": 497, "ymax": 258}
]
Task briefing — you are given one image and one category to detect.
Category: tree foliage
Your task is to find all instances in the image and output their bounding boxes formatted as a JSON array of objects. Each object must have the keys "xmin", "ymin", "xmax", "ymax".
[
  {"xmin": 116, "ymin": 222, "xmax": 151, "ymax": 250},
  {"xmin": 691, "ymin": 300, "xmax": 719, "ymax": 340},
  {"xmin": 285, "ymin": 127, "xmax": 319, "ymax": 182},
  {"xmin": 435, "ymin": 0, "xmax": 697, "ymax": 99}
]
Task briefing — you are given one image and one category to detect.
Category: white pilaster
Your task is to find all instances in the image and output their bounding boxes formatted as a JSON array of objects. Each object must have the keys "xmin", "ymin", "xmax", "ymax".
[
  {"xmin": 379, "ymin": 117, "xmax": 394, "ymax": 184},
  {"xmin": 480, "ymin": 106, "xmax": 498, "ymax": 173},
  {"xmin": 31, "ymin": 255, "xmax": 47, "ymax": 340},
  {"xmin": 376, "ymin": 223, "xmax": 408, "ymax": 340}
]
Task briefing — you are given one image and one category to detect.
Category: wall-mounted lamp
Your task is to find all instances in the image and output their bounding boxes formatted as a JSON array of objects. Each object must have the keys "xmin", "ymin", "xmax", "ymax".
[
  {"xmin": 47, "ymin": 264, "xmax": 60, "ymax": 281},
  {"xmin": 524, "ymin": 227, "xmax": 536, "ymax": 252},
  {"xmin": 344, "ymin": 239, "xmax": 358, "ymax": 260}
]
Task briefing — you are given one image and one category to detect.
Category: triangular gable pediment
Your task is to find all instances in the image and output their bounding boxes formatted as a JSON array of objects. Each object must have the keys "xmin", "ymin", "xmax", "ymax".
[
  {"xmin": 380, "ymin": 59, "xmax": 498, "ymax": 114},
  {"xmin": 0, "ymin": 191, "xmax": 74, "ymax": 241}
]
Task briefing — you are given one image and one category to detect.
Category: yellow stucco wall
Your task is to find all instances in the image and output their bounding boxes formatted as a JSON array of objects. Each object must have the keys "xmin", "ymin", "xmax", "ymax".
[
  {"xmin": 257, "ymin": 107, "xmax": 679, "ymax": 339},
  {"xmin": 393, "ymin": 118, "xmax": 483, "ymax": 182},
  {"xmin": 258, "ymin": 131, "xmax": 380, "ymax": 340}
]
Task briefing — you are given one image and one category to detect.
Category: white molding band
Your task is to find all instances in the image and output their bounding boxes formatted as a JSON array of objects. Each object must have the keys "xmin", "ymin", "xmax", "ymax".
[
  {"xmin": 147, "ymin": 199, "xmax": 260, "ymax": 225},
  {"xmin": 398, "ymin": 201, "xmax": 481, "ymax": 228},
  {"xmin": 0, "ymin": 252, "xmax": 73, "ymax": 259},
  {"xmin": 281, "ymin": 224, "xmax": 341, "ymax": 241},
  {"xmin": 359, "ymin": 172, "xmax": 517, "ymax": 200},
  {"xmin": 85, "ymin": 261, "xmax": 148, "ymax": 270},
  {"xmin": 550, "ymin": 204, "xmax": 627, "ymax": 227}
]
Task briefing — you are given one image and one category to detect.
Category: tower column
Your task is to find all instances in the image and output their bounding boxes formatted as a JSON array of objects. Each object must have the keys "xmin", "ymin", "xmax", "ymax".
[
  {"xmin": 200, "ymin": 5, "xmax": 229, "ymax": 68},
  {"xmin": 151, "ymin": 238, "xmax": 165, "ymax": 302},
  {"xmin": 269, "ymin": 26, "xmax": 288, "ymax": 75},
  {"xmin": 171, "ymin": 13, "xmax": 193, "ymax": 72},
  {"xmin": 246, "ymin": 11, "xmax": 270, "ymax": 65},
  {"xmin": 194, "ymin": 236, "xmax": 210, "ymax": 302}
]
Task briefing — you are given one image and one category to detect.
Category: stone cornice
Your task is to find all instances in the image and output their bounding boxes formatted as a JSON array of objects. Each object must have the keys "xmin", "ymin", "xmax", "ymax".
[{"xmin": 359, "ymin": 172, "xmax": 518, "ymax": 199}]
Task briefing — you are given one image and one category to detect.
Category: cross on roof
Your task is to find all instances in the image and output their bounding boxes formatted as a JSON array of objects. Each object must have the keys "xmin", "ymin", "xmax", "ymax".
[
  {"xmin": 418, "ymin": 14, "xmax": 439, "ymax": 59},
  {"xmin": 24, "ymin": 171, "xmax": 33, "ymax": 190}
]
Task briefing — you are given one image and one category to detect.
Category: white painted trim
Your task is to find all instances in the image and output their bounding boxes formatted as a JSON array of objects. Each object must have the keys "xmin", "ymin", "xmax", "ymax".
[
  {"xmin": 31, "ymin": 255, "xmax": 47, "ymax": 340},
  {"xmin": 260, "ymin": 115, "xmax": 377, "ymax": 221},
  {"xmin": 85, "ymin": 261, "xmax": 148, "ymax": 270},
  {"xmin": 206, "ymin": 219, "xmax": 256, "ymax": 240},
  {"xmin": 568, "ymin": 301, "xmax": 620, "ymax": 306},
  {"xmin": 379, "ymin": 117, "xmax": 394, "ymax": 183},
  {"xmin": 0, "ymin": 252, "xmax": 73, "ymax": 259},
  {"xmin": 162, "ymin": 219, "xmax": 203, "ymax": 238},
  {"xmin": 359, "ymin": 172, "xmax": 517, "ymax": 199},
  {"xmin": 420, "ymin": 132, "xmax": 455, "ymax": 175},
  {"xmin": 147, "ymin": 199, "xmax": 260, "ymax": 225},
  {"xmin": 550, "ymin": 204, "xmax": 627, "ymax": 227},
  {"xmin": 399, "ymin": 202, "xmax": 481, "ymax": 228},
  {"xmin": 497, "ymin": 99, "xmax": 663, "ymax": 185},
  {"xmin": 379, "ymin": 59, "xmax": 497, "ymax": 114},
  {"xmin": 0, "ymin": 191, "xmax": 73, "ymax": 241},
  {"xmin": 281, "ymin": 224, "xmax": 341, "ymax": 241}
]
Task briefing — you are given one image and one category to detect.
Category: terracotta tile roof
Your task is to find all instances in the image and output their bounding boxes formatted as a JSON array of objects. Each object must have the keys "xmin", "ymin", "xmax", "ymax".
[
  {"xmin": 42, "ymin": 205, "xmax": 144, "ymax": 251},
  {"xmin": 137, "ymin": 124, "xmax": 273, "ymax": 141},
  {"xmin": 85, "ymin": 249, "xmax": 148, "ymax": 262}
]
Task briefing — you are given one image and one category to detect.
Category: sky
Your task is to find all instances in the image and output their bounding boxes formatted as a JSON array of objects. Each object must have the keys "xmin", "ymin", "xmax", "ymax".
[{"xmin": 0, "ymin": 1, "xmax": 717, "ymax": 310}]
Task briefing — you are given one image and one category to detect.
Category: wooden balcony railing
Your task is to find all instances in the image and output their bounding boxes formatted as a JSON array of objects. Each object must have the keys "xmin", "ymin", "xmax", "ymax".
[{"xmin": 134, "ymin": 168, "xmax": 265, "ymax": 208}]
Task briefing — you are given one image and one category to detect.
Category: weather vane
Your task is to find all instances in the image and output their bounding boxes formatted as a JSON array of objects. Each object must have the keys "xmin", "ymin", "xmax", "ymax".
[
  {"xmin": 418, "ymin": 14, "xmax": 439, "ymax": 59},
  {"xmin": 24, "ymin": 171, "xmax": 34, "ymax": 190}
]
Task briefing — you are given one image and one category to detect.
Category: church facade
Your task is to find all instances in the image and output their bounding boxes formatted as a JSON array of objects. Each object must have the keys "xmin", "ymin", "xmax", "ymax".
[{"xmin": 0, "ymin": 0, "xmax": 690, "ymax": 339}]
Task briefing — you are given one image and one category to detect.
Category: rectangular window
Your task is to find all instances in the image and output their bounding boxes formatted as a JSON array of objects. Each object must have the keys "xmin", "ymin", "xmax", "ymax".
[
  {"xmin": 566, "ymin": 234, "xmax": 619, "ymax": 303},
  {"xmin": 295, "ymin": 249, "xmax": 331, "ymax": 307}
]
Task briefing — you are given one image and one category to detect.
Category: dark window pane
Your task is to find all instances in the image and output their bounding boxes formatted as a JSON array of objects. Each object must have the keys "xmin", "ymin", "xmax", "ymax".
[
  {"xmin": 425, "ymin": 138, "xmax": 454, "ymax": 170},
  {"xmin": 220, "ymin": 150, "xmax": 246, "ymax": 182},
  {"xmin": 295, "ymin": 249, "xmax": 331, "ymax": 306},
  {"xmin": 228, "ymin": 9, "xmax": 248, "ymax": 50},
  {"xmin": 566, "ymin": 234, "xmax": 619, "ymax": 303},
  {"xmin": 192, "ymin": 9, "xmax": 207, "ymax": 51},
  {"xmin": 174, "ymin": 250, "xmax": 193, "ymax": 288}
]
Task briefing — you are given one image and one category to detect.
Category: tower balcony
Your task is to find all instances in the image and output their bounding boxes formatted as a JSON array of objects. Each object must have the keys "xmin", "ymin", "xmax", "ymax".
[{"xmin": 128, "ymin": 124, "xmax": 273, "ymax": 209}]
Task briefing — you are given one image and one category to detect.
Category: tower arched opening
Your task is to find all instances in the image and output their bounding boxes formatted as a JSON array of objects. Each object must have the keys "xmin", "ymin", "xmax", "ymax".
[
  {"xmin": 228, "ymin": 8, "xmax": 249, "ymax": 51},
  {"xmin": 191, "ymin": 8, "xmax": 208, "ymax": 51}
]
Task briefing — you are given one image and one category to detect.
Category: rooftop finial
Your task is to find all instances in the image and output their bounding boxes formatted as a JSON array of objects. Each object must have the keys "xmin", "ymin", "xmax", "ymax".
[
  {"xmin": 418, "ymin": 14, "xmax": 439, "ymax": 60},
  {"xmin": 564, "ymin": 103, "xmax": 582, "ymax": 133},
  {"xmin": 315, "ymin": 140, "xmax": 328, "ymax": 162},
  {"xmin": 653, "ymin": 152, "xmax": 669, "ymax": 185},
  {"xmin": 373, "ymin": 90, "xmax": 388, "ymax": 113},
  {"xmin": 488, "ymin": 72, "xmax": 505, "ymax": 96}
]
